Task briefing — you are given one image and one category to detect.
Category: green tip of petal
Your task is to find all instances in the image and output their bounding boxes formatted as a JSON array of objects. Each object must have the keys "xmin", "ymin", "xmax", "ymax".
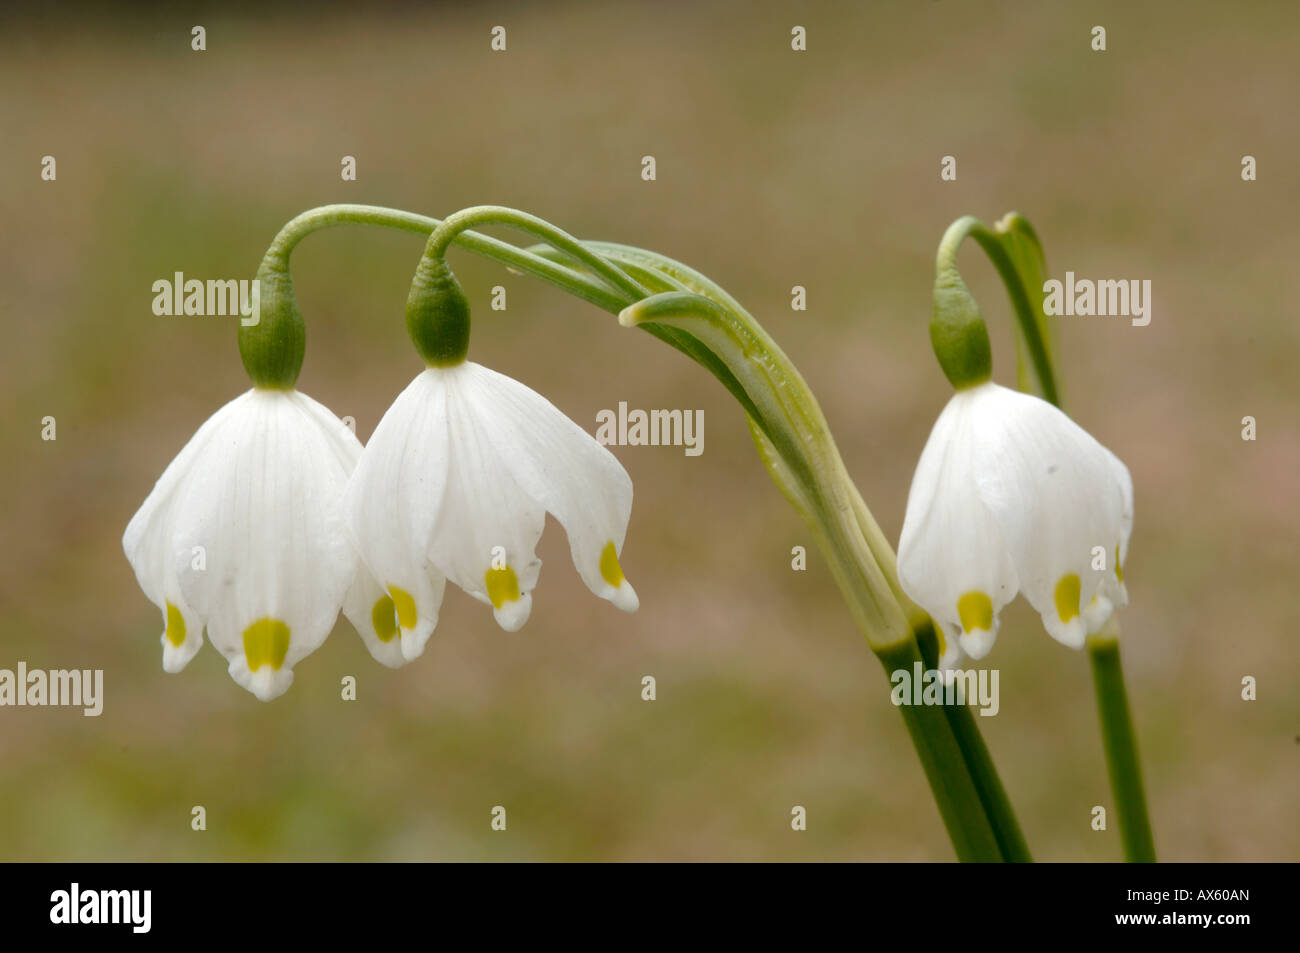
[
  {"xmin": 372, "ymin": 596, "xmax": 399, "ymax": 643},
  {"xmin": 1054, "ymin": 573, "xmax": 1082, "ymax": 623},
  {"xmin": 165, "ymin": 601, "xmax": 187, "ymax": 647},
  {"xmin": 599, "ymin": 541, "xmax": 625, "ymax": 588},
  {"xmin": 957, "ymin": 591, "xmax": 994, "ymax": 633},
  {"xmin": 388, "ymin": 585, "xmax": 417, "ymax": 629},
  {"xmin": 243, "ymin": 618, "xmax": 290, "ymax": 671},
  {"xmin": 485, "ymin": 566, "xmax": 520, "ymax": 609},
  {"xmin": 1114, "ymin": 545, "xmax": 1124, "ymax": 583}
]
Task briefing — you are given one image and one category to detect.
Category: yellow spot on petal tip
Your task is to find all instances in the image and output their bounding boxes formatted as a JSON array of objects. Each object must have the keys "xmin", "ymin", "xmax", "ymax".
[
  {"xmin": 599, "ymin": 541, "xmax": 625, "ymax": 588},
  {"xmin": 1054, "ymin": 573, "xmax": 1082, "ymax": 623},
  {"xmin": 242, "ymin": 618, "xmax": 290, "ymax": 671},
  {"xmin": 485, "ymin": 566, "xmax": 520, "ymax": 609},
  {"xmin": 388, "ymin": 585, "xmax": 417, "ymax": 629},
  {"xmin": 1115, "ymin": 545, "xmax": 1124, "ymax": 583},
  {"xmin": 165, "ymin": 601, "xmax": 186, "ymax": 647},
  {"xmin": 956, "ymin": 591, "xmax": 994, "ymax": 634},
  {"xmin": 372, "ymin": 595, "xmax": 399, "ymax": 643}
]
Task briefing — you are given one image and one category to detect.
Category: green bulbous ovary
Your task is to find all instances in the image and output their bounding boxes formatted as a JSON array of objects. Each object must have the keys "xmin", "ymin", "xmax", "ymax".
[
  {"xmin": 930, "ymin": 270, "xmax": 992, "ymax": 390},
  {"xmin": 406, "ymin": 255, "xmax": 470, "ymax": 367},
  {"xmin": 238, "ymin": 259, "xmax": 305, "ymax": 389}
]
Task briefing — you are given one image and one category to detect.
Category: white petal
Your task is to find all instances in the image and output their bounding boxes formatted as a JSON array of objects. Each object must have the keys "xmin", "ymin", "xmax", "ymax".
[
  {"xmin": 159, "ymin": 579, "xmax": 203, "ymax": 674},
  {"xmin": 427, "ymin": 365, "xmax": 545, "ymax": 632},
  {"xmin": 1082, "ymin": 592, "xmax": 1114, "ymax": 634},
  {"xmin": 123, "ymin": 394, "xmax": 248, "ymax": 672},
  {"xmin": 172, "ymin": 390, "xmax": 357, "ymax": 700},
  {"xmin": 457, "ymin": 362, "xmax": 639, "ymax": 613},
  {"xmin": 933, "ymin": 623, "xmax": 966, "ymax": 675},
  {"xmin": 343, "ymin": 372, "xmax": 449, "ymax": 660},
  {"xmin": 1075, "ymin": 449, "xmax": 1132, "ymax": 636},
  {"xmin": 295, "ymin": 391, "xmax": 364, "ymax": 473},
  {"xmin": 1101, "ymin": 447, "xmax": 1133, "ymax": 611},
  {"xmin": 898, "ymin": 387, "xmax": 1019, "ymax": 661},
  {"xmin": 294, "ymin": 394, "xmax": 422, "ymax": 664},
  {"xmin": 967, "ymin": 384, "xmax": 1130, "ymax": 649}
]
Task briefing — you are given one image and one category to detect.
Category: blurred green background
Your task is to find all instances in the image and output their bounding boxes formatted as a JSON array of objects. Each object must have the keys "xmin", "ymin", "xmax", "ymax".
[{"xmin": 1, "ymin": 1, "xmax": 1296, "ymax": 861}]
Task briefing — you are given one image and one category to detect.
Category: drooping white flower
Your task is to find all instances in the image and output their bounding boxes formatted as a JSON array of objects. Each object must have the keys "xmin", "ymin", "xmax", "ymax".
[
  {"xmin": 898, "ymin": 381, "xmax": 1132, "ymax": 666},
  {"xmin": 344, "ymin": 361, "xmax": 638, "ymax": 661},
  {"xmin": 123, "ymin": 388, "xmax": 400, "ymax": 701}
]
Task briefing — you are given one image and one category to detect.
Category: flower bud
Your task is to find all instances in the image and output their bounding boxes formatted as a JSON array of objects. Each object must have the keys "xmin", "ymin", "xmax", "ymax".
[{"xmin": 930, "ymin": 268, "xmax": 993, "ymax": 390}]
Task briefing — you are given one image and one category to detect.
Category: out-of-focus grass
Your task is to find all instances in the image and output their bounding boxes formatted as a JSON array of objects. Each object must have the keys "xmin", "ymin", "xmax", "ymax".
[{"xmin": 0, "ymin": 0, "xmax": 1296, "ymax": 861}]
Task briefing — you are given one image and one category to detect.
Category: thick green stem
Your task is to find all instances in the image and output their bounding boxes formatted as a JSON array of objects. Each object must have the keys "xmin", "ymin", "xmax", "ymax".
[
  {"xmin": 875, "ymin": 637, "xmax": 1004, "ymax": 862},
  {"xmin": 915, "ymin": 622, "xmax": 1032, "ymax": 862},
  {"xmin": 1087, "ymin": 630, "xmax": 1156, "ymax": 862},
  {"xmin": 649, "ymin": 294, "xmax": 1019, "ymax": 863}
]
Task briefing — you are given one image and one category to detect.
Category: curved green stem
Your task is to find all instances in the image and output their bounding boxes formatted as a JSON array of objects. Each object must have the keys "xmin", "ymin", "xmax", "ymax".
[
  {"xmin": 261, "ymin": 204, "xmax": 632, "ymax": 314},
  {"xmin": 620, "ymin": 291, "xmax": 915, "ymax": 649},
  {"xmin": 936, "ymin": 215, "xmax": 1060, "ymax": 405},
  {"xmin": 626, "ymin": 289, "xmax": 1016, "ymax": 861},
  {"xmin": 421, "ymin": 206, "xmax": 648, "ymax": 301}
]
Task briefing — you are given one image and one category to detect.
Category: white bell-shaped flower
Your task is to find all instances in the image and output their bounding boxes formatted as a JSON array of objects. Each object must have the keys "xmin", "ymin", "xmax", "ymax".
[
  {"xmin": 123, "ymin": 388, "xmax": 400, "ymax": 701},
  {"xmin": 344, "ymin": 361, "xmax": 638, "ymax": 661},
  {"xmin": 898, "ymin": 381, "xmax": 1132, "ymax": 664}
]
